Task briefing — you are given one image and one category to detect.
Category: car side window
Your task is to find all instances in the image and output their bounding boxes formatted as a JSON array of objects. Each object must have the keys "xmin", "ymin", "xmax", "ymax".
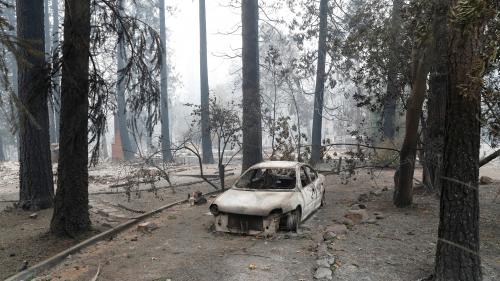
[
  {"xmin": 300, "ymin": 167, "xmax": 312, "ymax": 187},
  {"xmin": 306, "ymin": 166, "xmax": 317, "ymax": 182}
]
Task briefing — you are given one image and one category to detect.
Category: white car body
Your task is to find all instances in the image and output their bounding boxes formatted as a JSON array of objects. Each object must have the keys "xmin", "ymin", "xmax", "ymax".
[{"xmin": 209, "ymin": 161, "xmax": 326, "ymax": 235}]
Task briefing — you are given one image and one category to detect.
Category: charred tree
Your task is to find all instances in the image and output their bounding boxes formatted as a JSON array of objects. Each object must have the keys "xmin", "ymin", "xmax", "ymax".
[
  {"xmin": 116, "ymin": 0, "xmax": 135, "ymax": 160},
  {"xmin": 159, "ymin": 0, "xmax": 173, "ymax": 162},
  {"xmin": 51, "ymin": 0, "xmax": 61, "ymax": 143},
  {"xmin": 394, "ymin": 47, "xmax": 429, "ymax": 207},
  {"xmin": 50, "ymin": 0, "xmax": 91, "ymax": 236},
  {"xmin": 381, "ymin": 0, "xmax": 403, "ymax": 140},
  {"xmin": 199, "ymin": 0, "xmax": 214, "ymax": 164},
  {"xmin": 241, "ymin": 0, "xmax": 262, "ymax": 171},
  {"xmin": 424, "ymin": 0, "xmax": 448, "ymax": 192},
  {"xmin": 17, "ymin": 0, "xmax": 54, "ymax": 210},
  {"xmin": 310, "ymin": 0, "xmax": 328, "ymax": 165},
  {"xmin": 0, "ymin": 135, "xmax": 5, "ymax": 161},
  {"xmin": 434, "ymin": 0, "xmax": 486, "ymax": 279}
]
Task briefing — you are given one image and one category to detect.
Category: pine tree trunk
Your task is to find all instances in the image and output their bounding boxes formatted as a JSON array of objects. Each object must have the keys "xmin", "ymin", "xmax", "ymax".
[
  {"xmin": 0, "ymin": 135, "xmax": 5, "ymax": 161},
  {"xmin": 50, "ymin": 0, "xmax": 91, "ymax": 236},
  {"xmin": 394, "ymin": 47, "xmax": 429, "ymax": 207},
  {"xmin": 159, "ymin": 0, "xmax": 173, "ymax": 162},
  {"xmin": 199, "ymin": 0, "xmax": 214, "ymax": 164},
  {"xmin": 241, "ymin": 0, "xmax": 262, "ymax": 171},
  {"xmin": 381, "ymin": 0, "xmax": 403, "ymax": 140},
  {"xmin": 424, "ymin": 0, "xmax": 448, "ymax": 193},
  {"xmin": 52, "ymin": 0, "xmax": 61, "ymax": 143},
  {"xmin": 434, "ymin": 0, "xmax": 485, "ymax": 279},
  {"xmin": 17, "ymin": 0, "xmax": 54, "ymax": 210},
  {"xmin": 310, "ymin": 0, "xmax": 328, "ymax": 165},
  {"xmin": 116, "ymin": 0, "xmax": 135, "ymax": 160}
]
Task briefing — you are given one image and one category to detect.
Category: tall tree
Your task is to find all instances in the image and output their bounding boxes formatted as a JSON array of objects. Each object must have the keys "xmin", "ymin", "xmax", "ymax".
[
  {"xmin": 310, "ymin": 0, "xmax": 328, "ymax": 165},
  {"xmin": 424, "ymin": 0, "xmax": 448, "ymax": 191},
  {"xmin": 17, "ymin": 0, "xmax": 54, "ymax": 210},
  {"xmin": 434, "ymin": 0, "xmax": 487, "ymax": 279},
  {"xmin": 199, "ymin": 0, "xmax": 214, "ymax": 164},
  {"xmin": 116, "ymin": 0, "xmax": 135, "ymax": 160},
  {"xmin": 241, "ymin": 0, "xmax": 262, "ymax": 171},
  {"xmin": 51, "ymin": 0, "xmax": 61, "ymax": 143},
  {"xmin": 381, "ymin": 0, "xmax": 403, "ymax": 140},
  {"xmin": 50, "ymin": 0, "xmax": 91, "ymax": 236},
  {"xmin": 159, "ymin": 0, "xmax": 172, "ymax": 162}
]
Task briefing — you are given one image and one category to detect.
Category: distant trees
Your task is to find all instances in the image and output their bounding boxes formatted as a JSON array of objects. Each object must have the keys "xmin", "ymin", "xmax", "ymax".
[
  {"xmin": 199, "ymin": 0, "xmax": 215, "ymax": 164},
  {"xmin": 50, "ymin": 0, "xmax": 91, "ymax": 236},
  {"xmin": 17, "ymin": 0, "xmax": 54, "ymax": 210},
  {"xmin": 310, "ymin": 0, "xmax": 328, "ymax": 165},
  {"xmin": 241, "ymin": 0, "xmax": 262, "ymax": 171}
]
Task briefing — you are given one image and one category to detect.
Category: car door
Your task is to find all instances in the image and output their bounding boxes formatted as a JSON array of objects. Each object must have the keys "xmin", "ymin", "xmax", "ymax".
[{"xmin": 298, "ymin": 166, "xmax": 315, "ymax": 217}]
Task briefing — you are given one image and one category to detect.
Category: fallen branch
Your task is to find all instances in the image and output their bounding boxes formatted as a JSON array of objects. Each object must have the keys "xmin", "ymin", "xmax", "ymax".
[{"xmin": 479, "ymin": 149, "xmax": 500, "ymax": 167}]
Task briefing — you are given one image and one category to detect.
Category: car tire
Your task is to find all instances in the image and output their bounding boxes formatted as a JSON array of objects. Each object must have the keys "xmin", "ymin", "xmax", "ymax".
[{"xmin": 285, "ymin": 208, "xmax": 301, "ymax": 232}]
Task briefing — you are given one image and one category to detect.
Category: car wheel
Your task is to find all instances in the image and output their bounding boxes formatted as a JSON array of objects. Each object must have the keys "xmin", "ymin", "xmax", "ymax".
[
  {"xmin": 320, "ymin": 192, "xmax": 326, "ymax": 208},
  {"xmin": 285, "ymin": 208, "xmax": 301, "ymax": 232}
]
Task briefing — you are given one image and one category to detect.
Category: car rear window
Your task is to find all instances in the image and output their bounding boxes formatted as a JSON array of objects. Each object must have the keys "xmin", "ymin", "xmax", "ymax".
[{"xmin": 235, "ymin": 168, "xmax": 296, "ymax": 190}]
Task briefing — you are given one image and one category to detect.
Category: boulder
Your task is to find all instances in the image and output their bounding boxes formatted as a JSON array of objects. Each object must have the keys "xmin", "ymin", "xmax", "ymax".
[
  {"xmin": 344, "ymin": 209, "xmax": 369, "ymax": 224},
  {"xmin": 314, "ymin": 267, "xmax": 333, "ymax": 280},
  {"xmin": 480, "ymin": 176, "xmax": 493, "ymax": 185}
]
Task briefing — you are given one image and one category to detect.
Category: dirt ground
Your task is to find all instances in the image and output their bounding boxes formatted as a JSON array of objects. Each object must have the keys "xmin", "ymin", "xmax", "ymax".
[{"xmin": 1, "ymin": 164, "xmax": 499, "ymax": 281}]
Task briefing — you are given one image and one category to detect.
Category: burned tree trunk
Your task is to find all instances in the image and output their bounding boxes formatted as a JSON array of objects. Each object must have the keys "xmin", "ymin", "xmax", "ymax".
[
  {"xmin": 381, "ymin": 0, "xmax": 403, "ymax": 140},
  {"xmin": 434, "ymin": 0, "xmax": 486, "ymax": 279},
  {"xmin": 159, "ymin": 0, "xmax": 173, "ymax": 162},
  {"xmin": 394, "ymin": 47, "xmax": 429, "ymax": 207},
  {"xmin": 310, "ymin": 0, "xmax": 328, "ymax": 165},
  {"xmin": 17, "ymin": 0, "xmax": 54, "ymax": 210},
  {"xmin": 241, "ymin": 0, "xmax": 262, "ymax": 171},
  {"xmin": 424, "ymin": 0, "xmax": 448, "ymax": 193},
  {"xmin": 199, "ymin": 0, "xmax": 214, "ymax": 164},
  {"xmin": 50, "ymin": 0, "xmax": 91, "ymax": 236}
]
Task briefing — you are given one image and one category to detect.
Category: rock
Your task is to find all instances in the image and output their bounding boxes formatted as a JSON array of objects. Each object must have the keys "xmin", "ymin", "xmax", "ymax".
[
  {"xmin": 374, "ymin": 213, "xmax": 385, "ymax": 220},
  {"xmin": 137, "ymin": 222, "xmax": 158, "ymax": 232},
  {"xmin": 480, "ymin": 176, "xmax": 493, "ymax": 185},
  {"xmin": 19, "ymin": 260, "xmax": 28, "ymax": 272},
  {"xmin": 316, "ymin": 258, "xmax": 330, "ymax": 268},
  {"xmin": 130, "ymin": 236, "xmax": 138, "ymax": 241},
  {"xmin": 317, "ymin": 243, "xmax": 328, "ymax": 257},
  {"xmin": 350, "ymin": 203, "xmax": 366, "ymax": 210},
  {"xmin": 340, "ymin": 218, "xmax": 354, "ymax": 227},
  {"xmin": 327, "ymin": 256, "xmax": 336, "ymax": 265},
  {"xmin": 29, "ymin": 213, "xmax": 38, "ymax": 219},
  {"xmin": 9, "ymin": 252, "xmax": 16, "ymax": 257},
  {"xmin": 323, "ymin": 231, "xmax": 337, "ymax": 241},
  {"xmin": 326, "ymin": 224, "xmax": 348, "ymax": 235},
  {"xmin": 364, "ymin": 219, "xmax": 377, "ymax": 224},
  {"xmin": 382, "ymin": 187, "xmax": 388, "ymax": 192},
  {"xmin": 314, "ymin": 267, "xmax": 333, "ymax": 280},
  {"xmin": 357, "ymin": 193, "xmax": 369, "ymax": 202},
  {"xmin": 344, "ymin": 209, "xmax": 369, "ymax": 224}
]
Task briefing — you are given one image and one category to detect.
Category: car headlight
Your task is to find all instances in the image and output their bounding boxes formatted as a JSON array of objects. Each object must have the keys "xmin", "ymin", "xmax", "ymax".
[{"xmin": 209, "ymin": 204, "xmax": 219, "ymax": 216}]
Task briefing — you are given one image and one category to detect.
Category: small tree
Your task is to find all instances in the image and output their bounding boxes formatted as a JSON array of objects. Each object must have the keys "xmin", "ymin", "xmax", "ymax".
[{"xmin": 187, "ymin": 97, "xmax": 241, "ymax": 188}]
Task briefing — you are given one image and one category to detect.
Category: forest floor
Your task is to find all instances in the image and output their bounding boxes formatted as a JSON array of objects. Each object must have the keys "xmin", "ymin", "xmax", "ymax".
[{"xmin": 0, "ymin": 162, "xmax": 499, "ymax": 280}]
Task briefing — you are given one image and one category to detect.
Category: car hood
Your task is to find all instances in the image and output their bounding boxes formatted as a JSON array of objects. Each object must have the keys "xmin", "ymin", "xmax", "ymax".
[{"xmin": 213, "ymin": 189, "xmax": 296, "ymax": 216}]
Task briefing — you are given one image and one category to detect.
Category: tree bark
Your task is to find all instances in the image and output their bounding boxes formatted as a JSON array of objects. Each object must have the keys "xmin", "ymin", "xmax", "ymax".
[
  {"xmin": 51, "ymin": 0, "xmax": 60, "ymax": 143},
  {"xmin": 394, "ymin": 47, "xmax": 429, "ymax": 207},
  {"xmin": 159, "ymin": 0, "xmax": 173, "ymax": 162},
  {"xmin": 310, "ymin": 0, "xmax": 328, "ymax": 165},
  {"xmin": 199, "ymin": 0, "xmax": 214, "ymax": 164},
  {"xmin": 424, "ymin": 0, "xmax": 448, "ymax": 193},
  {"xmin": 17, "ymin": 0, "xmax": 54, "ymax": 210},
  {"xmin": 116, "ymin": 0, "xmax": 135, "ymax": 160},
  {"xmin": 241, "ymin": 0, "xmax": 262, "ymax": 171},
  {"xmin": 381, "ymin": 0, "xmax": 403, "ymax": 140},
  {"xmin": 50, "ymin": 0, "xmax": 91, "ymax": 236},
  {"xmin": 434, "ymin": 0, "xmax": 485, "ymax": 279}
]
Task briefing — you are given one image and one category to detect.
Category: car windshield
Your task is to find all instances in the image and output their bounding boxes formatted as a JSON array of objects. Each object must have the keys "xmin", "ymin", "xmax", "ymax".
[{"xmin": 234, "ymin": 168, "xmax": 296, "ymax": 190}]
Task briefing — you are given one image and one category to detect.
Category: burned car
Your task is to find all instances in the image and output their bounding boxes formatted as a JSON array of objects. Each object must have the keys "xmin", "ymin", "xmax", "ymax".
[{"xmin": 209, "ymin": 161, "xmax": 325, "ymax": 235}]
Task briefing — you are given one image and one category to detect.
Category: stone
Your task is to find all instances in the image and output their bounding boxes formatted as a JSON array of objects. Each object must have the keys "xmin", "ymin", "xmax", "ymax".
[
  {"xmin": 344, "ymin": 209, "xmax": 369, "ymax": 224},
  {"xmin": 323, "ymin": 231, "xmax": 337, "ymax": 241},
  {"xmin": 314, "ymin": 267, "xmax": 333, "ymax": 280},
  {"xmin": 317, "ymin": 243, "xmax": 328, "ymax": 257},
  {"xmin": 137, "ymin": 222, "xmax": 158, "ymax": 232},
  {"xmin": 357, "ymin": 193, "xmax": 369, "ymax": 202},
  {"xmin": 480, "ymin": 176, "xmax": 493, "ymax": 185},
  {"xmin": 29, "ymin": 213, "xmax": 38, "ymax": 219},
  {"xmin": 326, "ymin": 224, "xmax": 348, "ymax": 235},
  {"xmin": 374, "ymin": 213, "xmax": 385, "ymax": 220},
  {"xmin": 340, "ymin": 218, "xmax": 354, "ymax": 227},
  {"xmin": 316, "ymin": 258, "xmax": 330, "ymax": 268}
]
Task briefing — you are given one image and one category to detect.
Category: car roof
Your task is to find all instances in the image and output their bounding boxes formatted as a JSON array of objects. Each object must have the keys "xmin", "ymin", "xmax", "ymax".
[{"xmin": 250, "ymin": 161, "xmax": 303, "ymax": 169}]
